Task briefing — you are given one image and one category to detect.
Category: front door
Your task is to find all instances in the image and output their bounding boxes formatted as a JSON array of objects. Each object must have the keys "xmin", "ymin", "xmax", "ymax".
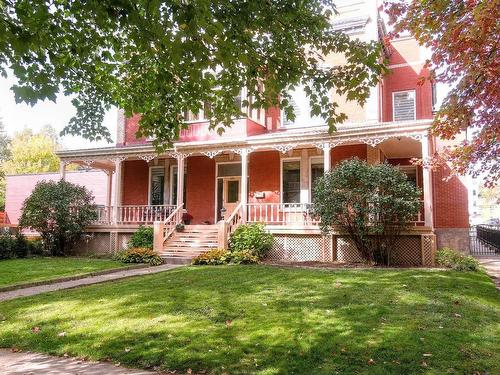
[
  {"xmin": 224, "ymin": 177, "xmax": 241, "ymax": 216},
  {"xmin": 218, "ymin": 177, "xmax": 240, "ymax": 220}
]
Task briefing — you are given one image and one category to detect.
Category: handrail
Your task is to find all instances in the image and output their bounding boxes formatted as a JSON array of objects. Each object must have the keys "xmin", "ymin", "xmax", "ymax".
[
  {"xmin": 163, "ymin": 204, "xmax": 184, "ymax": 243},
  {"xmin": 218, "ymin": 202, "xmax": 244, "ymax": 249}
]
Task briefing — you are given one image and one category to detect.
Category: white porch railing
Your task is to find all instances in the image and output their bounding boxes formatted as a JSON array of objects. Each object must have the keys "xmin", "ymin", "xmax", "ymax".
[
  {"xmin": 218, "ymin": 202, "xmax": 244, "ymax": 248},
  {"xmin": 117, "ymin": 205, "xmax": 177, "ymax": 224},
  {"xmin": 246, "ymin": 203, "xmax": 320, "ymax": 226},
  {"xmin": 247, "ymin": 201, "xmax": 426, "ymax": 227},
  {"xmin": 153, "ymin": 204, "xmax": 184, "ymax": 252}
]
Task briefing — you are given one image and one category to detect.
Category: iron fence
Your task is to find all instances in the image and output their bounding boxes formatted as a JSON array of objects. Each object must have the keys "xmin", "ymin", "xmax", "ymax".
[{"xmin": 470, "ymin": 225, "xmax": 500, "ymax": 256}]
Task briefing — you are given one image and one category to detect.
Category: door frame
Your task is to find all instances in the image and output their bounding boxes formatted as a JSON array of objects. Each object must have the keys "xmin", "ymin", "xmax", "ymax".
[{"xmin": 214, "ymin": 161, "xmax": 243, "ymax": 223}]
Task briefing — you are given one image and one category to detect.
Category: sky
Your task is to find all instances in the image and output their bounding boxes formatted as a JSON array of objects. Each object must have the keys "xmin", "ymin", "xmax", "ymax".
[{"xmin": 0, "ymin": 73, "xmax": 116, "ymax": 150}]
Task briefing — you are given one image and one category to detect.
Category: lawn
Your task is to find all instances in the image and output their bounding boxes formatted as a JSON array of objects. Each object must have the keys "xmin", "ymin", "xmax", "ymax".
[
  {"xmin": 0, "ymin": 257, "xmax": 129, "ymax": 289},
  {"xmin": 0, "ymin": 265, "xmax": 498, "ymax": 375}
]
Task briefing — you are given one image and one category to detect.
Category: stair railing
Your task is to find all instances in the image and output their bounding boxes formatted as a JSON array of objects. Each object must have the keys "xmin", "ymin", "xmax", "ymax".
[
  {"xmin": 153, "ymin": 204, "xmax": 184, "ymax": 252},
  {"xmin": 218, "ymin": 202, "xmax": 243, "ymax": 249}
]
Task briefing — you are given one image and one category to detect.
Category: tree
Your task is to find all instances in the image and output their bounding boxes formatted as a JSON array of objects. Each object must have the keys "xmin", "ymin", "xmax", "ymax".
[
  {"xmin": 2, "ymin": 125, "xmax": 61, "ymax": 174},
  {"xmin": 312, "ymin": 159, "xmax": 421, "ymax": 265},
  {"xmin": 19, "ymin": 180, "xmax": 97, "ymax": 255},
  {"xmin": 0, "ymin": 0, "xmax": 385, "ymax": 149},
  {"xmin": 384, "ymin": 0, "xmax": 499, "ymax": 187}
]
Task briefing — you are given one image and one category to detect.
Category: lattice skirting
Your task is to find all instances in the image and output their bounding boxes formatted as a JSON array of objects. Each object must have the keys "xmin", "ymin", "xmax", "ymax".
[
  {"xmin": 267, "ymin": 234, "xmax": 333, "ymax": 262},
  {"xmin": 267, "ymin": 233, "xmax": 436, "ymax": 266},
  {"xmin": 72, "ymin": 231, "xmax": 134, "ymax": 255}
]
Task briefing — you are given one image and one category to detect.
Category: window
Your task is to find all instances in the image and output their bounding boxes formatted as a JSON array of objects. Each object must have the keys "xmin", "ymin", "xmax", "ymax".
[
  {"xmin": 310, "ymin": 159, "xmax": 324, "ymax": 201},
  {"xmin": 282, "ymin": 84, "xmax": 323, "ymax": 127},
  {"xmin": 227, "ymin": 180, "xmax": 239, "ymax": 203},
  {"xmin": 149, "ymin": 167, "xmax": 165, "ymax": 205},
  {"xmin": 217, "ymin": 163, "xmax": 241, "ymax": 177},
  {"xmin": 393, "ymin": 90, "xmax": 416, "ymax": 121},
  {"xmin": 170, "ymin": 166, "xmax": 186, "ymax": 205},
  {"xmin": 183, "ymin": 101, "xmax": 212, "ymax": 122},
  {"xmin": 282, "ymin": 160, "xmax": 301, "ymax": 203}
]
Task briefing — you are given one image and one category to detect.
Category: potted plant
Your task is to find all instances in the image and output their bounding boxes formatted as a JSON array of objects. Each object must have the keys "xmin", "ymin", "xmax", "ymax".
[
  {"xmin": 182, "ymin": 212, "xmax": 193, "ymax": 225},
  {"xmin": 175, "ymin": 223, "xmax": 185, "ymax": 232}
]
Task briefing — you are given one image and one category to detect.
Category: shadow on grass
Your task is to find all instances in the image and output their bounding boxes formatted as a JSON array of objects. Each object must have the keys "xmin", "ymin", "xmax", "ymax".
[{"xmin": 0, "ymin": 265, "xmax": 498, "ymax": 374}]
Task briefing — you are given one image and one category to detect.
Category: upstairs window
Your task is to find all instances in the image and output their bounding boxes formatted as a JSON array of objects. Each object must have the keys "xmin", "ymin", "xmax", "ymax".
[
  {"xmin": 393, "ymin": 90, "xmax": 416, "ymax": 121},
  {"xmin": 282, "ymin": 84, "xmax": 323, "ymax": 128}
]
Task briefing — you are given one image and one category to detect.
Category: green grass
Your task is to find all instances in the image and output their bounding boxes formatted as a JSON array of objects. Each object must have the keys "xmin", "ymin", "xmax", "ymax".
[
  {"xmin": 0, "ymin": 265, "xmax": 498, "ymax": 374},
  {"xmin": 0, "ymin": 257, "xmax": 129, "ymax": 288}
]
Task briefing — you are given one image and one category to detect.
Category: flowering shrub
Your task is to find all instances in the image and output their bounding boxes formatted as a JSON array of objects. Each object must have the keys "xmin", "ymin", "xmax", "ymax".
[
  {"xmin": 192, "ymin": 249, "xmax": 231, "ymax": 265},
  {"xmin": 115, "ymin": 247, "xmax": 162, "ymax": 266}
]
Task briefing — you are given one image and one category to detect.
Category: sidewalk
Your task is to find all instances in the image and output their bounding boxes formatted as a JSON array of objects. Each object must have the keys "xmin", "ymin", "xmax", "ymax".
[
  {"xmin": 0, "ymin": 264, "xmax": 181, "ymax": 302},
  {"xmin": 0, "ymin": 349, "xmax": 156, "ymax": 375},
  {"xmin": 475, "ymin": 256, "xmax": 500, "ymax": 289}
]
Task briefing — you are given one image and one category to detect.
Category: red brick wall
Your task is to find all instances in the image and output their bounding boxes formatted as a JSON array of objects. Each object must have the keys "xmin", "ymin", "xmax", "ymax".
[
  {"xmin": 331, "ymin": 144, "xmax": 367, "ymax": 166},
  {"xmin": 382, "ymin": 38, "xmax": 433, "ymax": 122},
  {"xmin": 124, "ymin": 114, "xmax": 147, "ymax": 146},
  {"xmin": 186, "ymin": 156, "xmax": 216, "ymax": 224},
  {"xmin": 249, "ymin": 151, "xmax": 281, "ymax": 203},
  {"xmin": 122, "ymin": 160, "xmax": 149, "ymax": 205},
  {"xmin": 432, "ymin": 138, "xmax": 469, "ymax": 228}
]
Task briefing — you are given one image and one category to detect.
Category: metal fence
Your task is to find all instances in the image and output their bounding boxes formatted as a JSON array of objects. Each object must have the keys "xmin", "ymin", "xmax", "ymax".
[{"xmin": 469, "ymin": 225, "xmax": 500, "ymax": 256}]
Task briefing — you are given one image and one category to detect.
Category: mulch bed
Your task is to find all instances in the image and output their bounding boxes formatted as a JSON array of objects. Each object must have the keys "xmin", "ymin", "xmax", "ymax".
[{"xmin": 262, "ymin": 260, "xmax": 438, "ymax": 270}]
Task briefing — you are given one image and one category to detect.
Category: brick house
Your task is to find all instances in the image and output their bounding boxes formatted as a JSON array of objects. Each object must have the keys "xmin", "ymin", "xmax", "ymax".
[{"xmin": 57, "ymin": 1, "xmax": 469, "ymax": 263}]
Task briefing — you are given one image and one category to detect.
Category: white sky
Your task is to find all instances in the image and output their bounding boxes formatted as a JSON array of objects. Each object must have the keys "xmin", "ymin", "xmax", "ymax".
[{"xmin": 0, "ymin": 73, "xmax": 116, "ymax": 150}]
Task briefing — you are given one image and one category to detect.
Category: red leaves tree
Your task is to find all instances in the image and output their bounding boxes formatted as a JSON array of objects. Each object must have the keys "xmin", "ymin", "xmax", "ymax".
[{"xmin": 385, "ymin": 0, "xmax": 499, "ymax": 187}]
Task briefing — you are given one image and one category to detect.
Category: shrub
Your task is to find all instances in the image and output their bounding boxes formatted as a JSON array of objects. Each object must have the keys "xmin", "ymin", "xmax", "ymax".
[
  {"xmin": 313, "ymin": 159, "xmax": 421, "ymax": 265},
  {"xmin": 19, "ymin": 180, "xmax": 97, "ymax": 256},
  {"xmin": 436, "ymin": 248, "xmax": 480, "ymax": 271},
  {"xmin": 230, "ymin": 250, "xmax": 260, "ymax": 264},
  {"xmin": 0, "ymin": 233, "xmax": 31, "ymax": 260},
  {"xmin": 115, "ymin": 247, "xmax": 162, "ymax": 266},
  {"xmin": 128, "ymin": 225, "xmax": 154, "ymax": 249},
  {"xmin": 229, "ymin": 223, "xmax": 273, "ymax": 259},
  {"xmin": 192, "ymin": 249, "xmax": 231, "ymax": 265}
]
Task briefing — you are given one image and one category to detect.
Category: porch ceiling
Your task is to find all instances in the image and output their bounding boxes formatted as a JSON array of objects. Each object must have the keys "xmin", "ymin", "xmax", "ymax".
[{"xmin": 379, "ymin": 137, "xmax": 422, "ymax": 158}]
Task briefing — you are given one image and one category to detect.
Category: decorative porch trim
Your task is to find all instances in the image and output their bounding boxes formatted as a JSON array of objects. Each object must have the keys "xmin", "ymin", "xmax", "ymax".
[
  {"xmin": 271, "ymin": 143, "xmax": 298, "ymax": 154},
  {"xmin": 201, "ymin": 150, "xmax": 222, "ymax": 159},
  {"xmin": 138, "ymin": 154, "xmax": 157, "ymax": 163}
]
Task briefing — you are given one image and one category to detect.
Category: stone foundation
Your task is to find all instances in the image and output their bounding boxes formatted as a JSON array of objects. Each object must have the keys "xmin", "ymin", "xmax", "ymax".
[{"xmin": 435, "ymin": 228, "xmax": 470, "ymax": 253}]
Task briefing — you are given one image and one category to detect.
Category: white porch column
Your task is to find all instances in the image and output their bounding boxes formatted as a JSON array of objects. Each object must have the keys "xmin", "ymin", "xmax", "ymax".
[
  {"xmin": 323, "ymin": 143, "xmax": 331, "ymax": 173},
  {"xmin": 113, "ymin": 158, "xmax": 123, "ymax": 224},
  {"xmin": 176, "ymin": 155, "xmax": 185, "ymax": 207},
  {"xmin": 59, "ymin": 161, "xmax": 67, "ymax": 180},
  {"xmin": 421, "ymin": 134, "xmax": 434, "ymax": 228},
  {"xmin": 106, "ymin": 170, "xmax": 113, "ymax": 208},
  {"xmin": 240, "ymin": 149, "xmax": 248, "ymax": 223}
]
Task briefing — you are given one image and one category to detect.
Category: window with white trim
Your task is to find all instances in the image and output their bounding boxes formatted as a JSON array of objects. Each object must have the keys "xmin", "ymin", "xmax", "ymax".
[
  {"xmin": 282, "ymin": 84, "xmax": 323, "ymax": 127},
  {"xmin": 393, "ymin": 90, "xmax": 416, "ymax": 121},
  {"xmin": 149, "ymin": 167, "xmax": 165, "ymax": 205},
  {"xmin": 282, "ymin": 160, "xmax": 301, "ymax": 203}
]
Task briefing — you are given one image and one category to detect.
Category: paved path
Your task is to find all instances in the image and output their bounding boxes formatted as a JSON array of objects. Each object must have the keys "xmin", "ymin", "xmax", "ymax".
[
  {"xmin": 475, "ymin": 256, "xmax": 500, "ymax": 289},
  {"xmin": 0, "ymin": 264, "xmax": 181, "ymax": 302},
  {"xmin": 0, "ymin": 349, "xmax": 156, "ymax": 374}
]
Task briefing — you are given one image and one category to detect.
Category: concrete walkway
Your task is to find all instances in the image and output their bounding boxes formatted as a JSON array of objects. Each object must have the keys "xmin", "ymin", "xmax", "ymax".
[
  {"xmin": 0, "ymin": 264, "xmax": 181, "ymax": 302},
  {"xmin": 0, "ymin": 349, "xmax": 156, "ymax": 374},
  {"xmin": 475, "ymin": 256, "xmax": 500, "ymax": 289}
]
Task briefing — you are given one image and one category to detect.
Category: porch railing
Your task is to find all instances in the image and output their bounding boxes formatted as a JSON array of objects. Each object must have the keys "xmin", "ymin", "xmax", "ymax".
[
  {"xmin": 246, "ymin": 201, "xmax": 426, "ymax": 227},
  {"xmin": 246, "ymin": 203, "xmax": 320, "ymax": 226},
  {"xmin": 117, "ymin": 205, "xmax": 177, "ymax": 224}
]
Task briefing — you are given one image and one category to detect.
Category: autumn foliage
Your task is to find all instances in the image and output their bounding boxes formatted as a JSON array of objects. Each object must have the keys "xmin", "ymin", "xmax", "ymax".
[{"xmin": 385, "ymin": 0, "xmax": 499, "ymax": 186}]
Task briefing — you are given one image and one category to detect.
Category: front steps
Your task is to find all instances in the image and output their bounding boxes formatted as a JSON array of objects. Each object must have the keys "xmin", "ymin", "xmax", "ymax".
[{"xmin": 160, "ymin": 225, "xmax": 219, "ymax": 264}]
